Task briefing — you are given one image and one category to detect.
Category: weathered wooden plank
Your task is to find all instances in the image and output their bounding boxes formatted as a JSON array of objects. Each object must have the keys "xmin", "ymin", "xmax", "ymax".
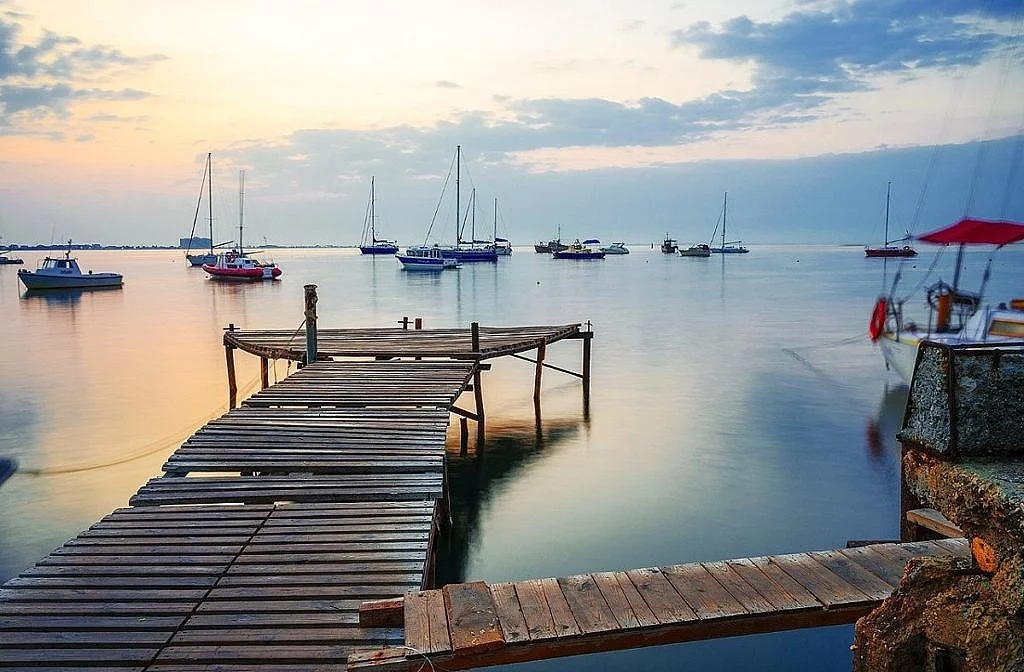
[
  {"xmin": 590, "ymin": 571, "xmax": 659, "ymax": 630},
  {"xmin": 808, "ymin": 550, "xmax": 896, "ymax": 601},
  {"xmin": 512, "ymin": 580, "xmax": 558, "ymax": 641},
  {"xmin": 836, "ymin": 545, "xmax": 905, "ymax": 586},
  {"xmin": 740, "ymin": 557, "xmax": 826, "ymax": 611},
  {"xmin": 0, "ymin": 615, "xmax": 185, "ymax": 630},
  {"xmin": 769, "ymin": 553, "xmax": 872, "ymax": 608},
  {"xmin": 556, "ymin": 574, "xmax": 618, "ymax": 634},
  {"xmin": 624, "ymin": 567, "xmax": 696, "ymax": 624},
  {"xmin": 404, "ymin": 588, "xmax": 451, "ymax": 655},
  {"xmin": 698, "ymin": 561, "xmax": 775, "ymax": 615},
  {"xmin": 537, "ymin": 577, "xmax": 581, "ymax": 638},
  {"xmin": 488, "ymin": 582, "xmax": 530, "ymax": 645},
  {"xmin": 443, "ymin": 581, "xmax": 504, "ymax": 655},
  {"xmin": 0, "ymin": 630, "xmax": 173, "ymax": 646},
  {"xmin": 661, "ymin": 563, "xmax": 747, "ymax": 620}
]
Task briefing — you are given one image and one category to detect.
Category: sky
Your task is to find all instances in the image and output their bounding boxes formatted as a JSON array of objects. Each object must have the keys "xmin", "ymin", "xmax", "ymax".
[{"xmin": 0, "ymin": 0, "xmax": 1022, "ymax": 247}]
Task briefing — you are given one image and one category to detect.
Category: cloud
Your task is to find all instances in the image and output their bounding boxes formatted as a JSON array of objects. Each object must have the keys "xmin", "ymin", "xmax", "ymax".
[
  {"xmin": 435, "ymin": 80, "xmax": 461, "ymax": 89},
  {"xmin": 672, "ymin": 1, "xmax": 1020, "ymax": 109},
  {"xmin": 0, "ymin": 12, "xmax": 164, "ymax": 119}
]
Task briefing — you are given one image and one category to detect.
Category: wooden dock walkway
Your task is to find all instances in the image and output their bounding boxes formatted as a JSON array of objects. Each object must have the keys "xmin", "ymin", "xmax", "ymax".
[
  {"xmin": 1, "ymin": 357, "xmax": 480, "ymax": 670},
  {"xmin": 349, "ymin": 538, "xmax": 970, "ymax": 671}
]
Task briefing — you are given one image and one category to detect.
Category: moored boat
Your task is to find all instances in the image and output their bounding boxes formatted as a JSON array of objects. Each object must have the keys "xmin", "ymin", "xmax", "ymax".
[
  {"xmin": 870, "ymin": 217, "xmax": 1024, "ymax": 383},
  {"xmin": 397, "ymin": 245, "xmax": 459, "ymax": 271},
  {"xmin": 0, "ymin": 237, "xmax": 24, "ymax": 264},
  {"xmin": 202, "ymin": 170, "xmax": 281, "ymax": 281},
  {"xmin": 553, "ymin": 239, "xmax": 605, "ymax": 260},
  {"xmin": 660, "ymin": 235, "xmax": 678, "ymax": 254},
  {"xmin": 17, "ymin": 241, "xmax": 123, "ymax": 290},
  {"xmin": 185, "ymin": 153, "xmax": 233, "ymax": 267},
  {"xmin": 865, "ymin": 182, "xmax": 917, "ymax": 258},
  {"xmin": 679, "ymin": 243, "xmax": 711, "ymax": 257},
  {"xmin": 600, "ymin": 242, "xmax": 629, "ymax": 254},
  {"xmin": 359, "ymin": 177, "xmax": 399, "ymax": 255},
  {"xmin": 708, "ymin": 192, "xmax": 749, "ymax": 253}
]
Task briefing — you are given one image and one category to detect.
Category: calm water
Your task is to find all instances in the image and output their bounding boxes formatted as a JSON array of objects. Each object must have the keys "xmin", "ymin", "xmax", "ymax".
[{"xmin": 1, "ymin": 244, "xmax": 1021, "ymax": 670}]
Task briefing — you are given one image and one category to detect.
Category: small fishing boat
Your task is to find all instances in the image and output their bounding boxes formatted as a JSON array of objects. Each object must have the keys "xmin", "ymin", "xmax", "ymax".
[
  {"xmin": 17, "ymin": 241, "xmax": 123, "ymax": 290},
  {"xmin": 600, "ymin": 242, "xmax": 629, "ymax": 255},
  {"xmin": 397, "ymin": 245, "xmax": 459, "ymax": 271},
  {"xmin": 359, "ymin": 177, "xmax": 399, "ymax": 255},
  {"xmin": 870, "ymin": 217, "xmax": 1024, "ymax": 383},
  {"xmin": 553, "ymin": 239, "xmax": 606, "ymax": 260},
  {"xmin": 866, "ymin": 182, "xmax": 917, "ymax": 258},
  {"xmin": 660, "ymin": 235, "xmax": 678, "ymax": 254},
  {"xmin": 679, "ymin": 243, "xmax": 711, "ymax": 257},
  {"xmin": 535, "ymin": 225, "xmax": 567, "ymax": 253},
  {"xmin": 202, "ymin": 171, "xmax": 281, "ymax": 280}
]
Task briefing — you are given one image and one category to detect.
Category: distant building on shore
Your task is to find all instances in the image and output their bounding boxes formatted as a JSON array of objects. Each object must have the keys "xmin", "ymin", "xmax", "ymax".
[{"xmin": 180, "ymin": 237, "xmax": 212, "ymax": 249}]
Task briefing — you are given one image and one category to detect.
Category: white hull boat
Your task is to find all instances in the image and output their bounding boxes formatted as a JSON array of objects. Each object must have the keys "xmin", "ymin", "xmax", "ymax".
[{"xmin": 18, "ymin": 241, "xmax": 122, "ymax": 290}]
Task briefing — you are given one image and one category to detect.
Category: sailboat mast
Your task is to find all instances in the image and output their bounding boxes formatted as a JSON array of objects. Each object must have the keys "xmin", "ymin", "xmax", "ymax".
[
  {"xmin": 471, "ymin": 188, "xmax": 476, "ymax": 244},
  {"xmin": 370, "ymin": 176, "xmax": 375, "ymax": 243},
  {"xmin": 207, "ymin": 153, "xmax": 214, "ymax": 255},
  {"xmin": 455, "ymin": 145, "xmax": 461, "ymax": 245},
  {"xmin": 884, "ymin": 181, "xmax": 891, "ymax": 245},
  {"xmin": 493, "ymin": 197, "xmax": 497, "ymax": 241},
  {"xmin": 723, "ymin": 192, "xmax": 728, "ymax": 249},
  {"xmin": 238, "ymin": 170, "xmax": 245, "ymax": 255}
]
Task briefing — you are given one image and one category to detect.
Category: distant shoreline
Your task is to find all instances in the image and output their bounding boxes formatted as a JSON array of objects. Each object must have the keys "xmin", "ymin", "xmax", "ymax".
[{"xmin": 2, "ymin": 244, "xmax": 354, "ymax": 251}]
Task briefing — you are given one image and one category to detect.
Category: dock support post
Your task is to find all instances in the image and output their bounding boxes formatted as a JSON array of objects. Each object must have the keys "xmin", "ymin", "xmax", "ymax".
[
  {"xmin": 533, "ymin": 340, "xmax": 546, "ymax": 403},
  {"xmin": 304, "ymin": 284, "xmax": 318, "ymax": 365},
  {"xmin": 260, "ymin": 357, "xmax": 269, "ymax": 389},
  {"xmin": 471, "ymin": 322, "xmax": 485, "ymax": 438},
  {"xmin": 415, "ymin": 317, "xmax": 422, "ymax": 330},
  {"xmin": 225, "ymin": 323, "xmax": 238, "ymax": 409},
  {"xmin": 582, "ymin": 329, "xmax": 592, "ymax": 407},
  {"xmin": 399, "ymin": 316, "xmax": 409, "ymax": 330},
  {"xmin": 460, "ymin": 418, "xmax": 469, "ymax": 455}
]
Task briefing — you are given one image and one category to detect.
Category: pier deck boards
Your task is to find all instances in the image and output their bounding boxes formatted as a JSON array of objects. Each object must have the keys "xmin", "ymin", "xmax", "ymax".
[
  {"xmin": 225, "ymin": 324, "xmax": 584, "ymax": 361},
  {"xmin": 349, "ymin": 538, "xmax": 970, "ymax": 671},
  {"xmin": 0, "ymin": 501, "xmax": 432, "ymax": 670}
]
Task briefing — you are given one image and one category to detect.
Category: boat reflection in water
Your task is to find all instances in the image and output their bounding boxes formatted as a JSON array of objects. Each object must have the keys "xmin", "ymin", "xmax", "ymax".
[{"xmin": 866, "ymin": 384, "xmax": 909, "ymax": 462}]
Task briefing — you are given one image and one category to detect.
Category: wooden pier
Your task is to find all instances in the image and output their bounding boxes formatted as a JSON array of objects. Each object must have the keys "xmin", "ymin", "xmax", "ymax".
[
  {"xmin": 0, "ymin": 314, "xmax": 973, "ymax": 670},
  {"xmin": 349, "ymin": 538, "xmax": 970, "ymax": 671}
]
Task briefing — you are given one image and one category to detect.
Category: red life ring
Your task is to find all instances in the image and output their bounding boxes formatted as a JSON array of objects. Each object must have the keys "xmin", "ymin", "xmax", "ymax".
[{"xmin": 868, "ymin": 297, "xmax": 887, "ymax": 342}]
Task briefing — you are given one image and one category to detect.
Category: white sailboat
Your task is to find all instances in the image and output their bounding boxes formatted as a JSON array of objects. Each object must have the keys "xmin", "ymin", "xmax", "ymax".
[
  {"xmin": 185, "ymin": 153, "xmax": 231, "ymax": 267},
  {"xmin": 709, "ymin": 192, "xmax": 749, "ymax": 254}
]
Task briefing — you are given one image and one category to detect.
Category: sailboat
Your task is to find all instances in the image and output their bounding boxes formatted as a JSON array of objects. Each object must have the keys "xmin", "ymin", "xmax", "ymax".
[
  {"xmin": 359, "ymin": 177, "xmax": 398, "ymax": 255},
  {"xmin": 488, "ymin": 197, "xmax": 512, "ymax": 256},
  {"xmin": 709, "ymin": 192, "xmax": 749, "ymax": 254},
  {"xmin": 185, "ymin": 153, "xmax": 232, "ymax": 267},
  {"xmin": 202, "ymin": 170, "xmax": 282, "ymax": 280},
  {"xmin": 865, "ymin": 181, "xmax": 917, "ymax": 258},
  {"xmin": 444, "ymin": 146, "xmax": 497, "ymax": 262}
]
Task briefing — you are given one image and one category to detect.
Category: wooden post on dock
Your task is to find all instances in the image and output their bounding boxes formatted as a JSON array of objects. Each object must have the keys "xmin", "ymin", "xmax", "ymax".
[
  {"xmin": 533, "ymin": 339, "xmax": 546, "ymax": 403},
  {"xmin": 399, "ymin": 316, "xmax": 409, "ymax": 330},
  {"xmin": 415, "ymin": 317, "xmax": 422, "ymax": 330},
  {"xmin": 260, "ymin": 357, "xmax": 269, "ymax": 389},
  {"xmin": 225, "ymin": 323, "xmax": 238, "ymax": 409},
  {"xmin": 471, "ymin": 322, "xmax": 485, "ymax": 433},
  {"xmin": 304, "ymin": 284, "xmax": 318, "ymax": 365},
  {"xmin": 582, "ymin": 329, "xmax": 592, "ymax": 406}
]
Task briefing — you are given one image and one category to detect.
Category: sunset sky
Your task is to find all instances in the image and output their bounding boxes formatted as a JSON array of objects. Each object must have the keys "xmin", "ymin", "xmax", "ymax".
[{"xmin": 1, "ymin": 0, "xmax": 1022, "ymax": 246}]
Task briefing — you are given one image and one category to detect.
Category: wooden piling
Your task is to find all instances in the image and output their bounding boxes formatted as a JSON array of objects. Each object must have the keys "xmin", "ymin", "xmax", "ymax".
[
  {"xmin": 260, "ymin": 357, "xmax": 269, "ymax": 389},
  {"xmin": 533, "ymin": 340, "xmax": 546, "ymax": 403},
  {"xmin": 415, "ymin": 317, "xmax": 423, "ymax": 330},
  {"xmin": 471, "ymin": 323, "xmax": 485, "ymax": 429},
  {"xmin": 582, "ymin": 332, "xmax": 592, "ymax": 405},
  {"xmin": 225, "ymin": 323, "xmax": 238, "ymax": 409},
  {"xmin": 304, "ymin": 284, "xmax": 318, "ymax": 365}
]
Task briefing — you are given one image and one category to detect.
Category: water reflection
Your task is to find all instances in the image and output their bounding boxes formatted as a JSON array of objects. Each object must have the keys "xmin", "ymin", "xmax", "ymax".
[
  {"xmin": 436, "ymin": 415, "xmax": 582, "ymax": 586},
  {"xmin": 20, "ymin": 285, "xmax": 123, "ymax": 306},
  {"xmin": 866, "ymin": 384, "xmax": 909, "ymax": 463}
]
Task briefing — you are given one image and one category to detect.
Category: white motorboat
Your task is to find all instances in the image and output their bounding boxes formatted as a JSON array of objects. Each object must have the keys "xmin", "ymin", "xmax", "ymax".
[
  {"xmin": 17, "ymin": 241, "xmax": 123, "ymax": 290},
  {"xmin": 679, "ymin": 243, "xmax": 711, "ymax": 257},
  {"xmin": 397, "ymin": 245, "xmax": 459, "ymax": 271},
  {"xmin": 600, "ymin": 242, "xmax": 629, "ymax": 254},
  {"xmin": 870, "ymin": 217, "xmax": 1024, "ymax": 383}
]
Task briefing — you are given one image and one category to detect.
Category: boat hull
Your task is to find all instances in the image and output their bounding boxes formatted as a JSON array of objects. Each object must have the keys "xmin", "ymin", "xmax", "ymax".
[
  {"xmin": 441, "ymin": 248, "xmax": 498, "ymax": 262},
  {"xmin": 877, "ymin": 332, "xmax": 921, "ymax": 384},
  {"xmin": 17, "ymin": 270, "xmax": 122, "ymax": 290},
  {"xmin": 360, "ymin": 245, "xmax": 399, "ymax": 255},
  {"xmin": 552, "ymin": 250, "xmax": 605, "ymax": 260},
  {"xmin": 397, "ymin": 256, "xmax": 447, "ymax": 271},
  {"xmin": 186, "ymin": 253, "xmax": 217, "ymax": 267},
  {"xmin": 202, "ymin": 265, "xmax": 281, "ymax": 280},
  {"xmin": 865, "ymin": 247, "xmax": 917, "ymax": 258},
  {"xmin": 711, "ymin": 247, "xmax": 750, "ymax": 254},
  {"xmin": 0, "ymin": 257, "xmax": 24, "ymax": 265}
]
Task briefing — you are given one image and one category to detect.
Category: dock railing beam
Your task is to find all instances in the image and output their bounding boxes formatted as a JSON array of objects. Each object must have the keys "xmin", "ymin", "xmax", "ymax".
[{"xmin": 304, "ymin": 284, "xmax": 318, "ymax": 366}]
